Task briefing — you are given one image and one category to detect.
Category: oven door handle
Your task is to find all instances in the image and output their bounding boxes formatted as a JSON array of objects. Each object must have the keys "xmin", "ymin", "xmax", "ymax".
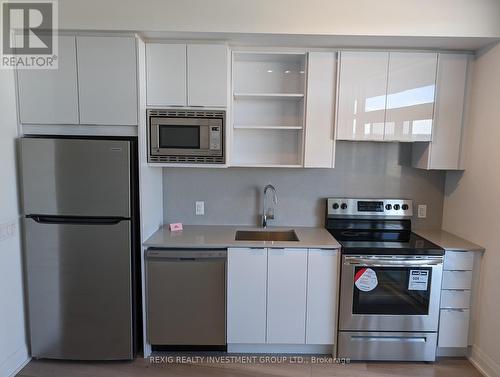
[{"xmin": 344, "ymin": 257, "xmax": 443, "ymax": 267}]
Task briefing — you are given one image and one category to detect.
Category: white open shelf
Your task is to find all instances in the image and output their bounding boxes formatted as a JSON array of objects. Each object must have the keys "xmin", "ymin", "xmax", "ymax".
[
  {"xmin": 231, "ymin": 128, "xmax": 303, "ymax": 167},
  {"xmin": 231, "ymin": 51, "xmax": 307, "ymax": 167}
]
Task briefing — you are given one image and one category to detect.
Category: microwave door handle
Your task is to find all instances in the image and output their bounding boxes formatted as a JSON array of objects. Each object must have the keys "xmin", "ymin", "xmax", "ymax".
[{"xmin": 345, "ymin": 257, "xmax": 443, "ymax": 267}]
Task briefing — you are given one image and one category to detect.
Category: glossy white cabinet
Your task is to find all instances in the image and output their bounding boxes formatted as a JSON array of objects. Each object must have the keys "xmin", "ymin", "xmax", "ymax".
[
  {"xmin": 227, "ymin": 248, "xmax": 339, "ymax": 347},
  {"xmin": 438, "ymin": 309, "xmax": 470, "ymax": 348},
  {"xmin": 304, "ymin": 52, "xmax": 336, "ymax": 168},
  {"xmin": 146, "ymin": 43, "xmax": 228, "ymax": 108},
  {"xmin": 187, "ymin": 44, "xmax": 228, "ymax": 107},
  {"xmin": 267, "ymin": 248, "xmax": 308, "ymax": 344},
  {"xmin": 227, "ymin": 248, "xmax": 267, "ymax": 344},
  {"xmin": 384, "ymin": 52, "xmax": 437, "ymax": 142},
  {"xmin": 18, "ymin": 35, "xmax": 79, "ymax": 124},
  {"xmin": 336, "ymin": 51, "xmax": 388, "ymax": 141},
  {"xmin": 146, "ymin": 43, "xmax": 187, "ymax": 106},
  {"xmin": 77, "ymin": 36, "xmax": 137, "ymax": 125},
  {"xmin": 306, "ymin": 249, "xmax": 339, "ymax": 345},
  {"xmin": 412, "ymin": 54, "xmax": 470, "ymax": 170}
]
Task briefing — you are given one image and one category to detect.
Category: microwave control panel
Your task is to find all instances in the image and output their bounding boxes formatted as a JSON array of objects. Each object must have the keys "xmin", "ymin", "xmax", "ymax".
[{"xmin": 209, "ymin": 126, "xmax": 221, "ymax": 150}]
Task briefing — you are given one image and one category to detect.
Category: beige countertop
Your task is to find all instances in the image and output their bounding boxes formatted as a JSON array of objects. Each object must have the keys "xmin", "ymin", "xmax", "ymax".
[
  {"xmin": 144, "ymin": 225, "xmax": 341, "ymax": 249},
  {"xmin": 414, "ymin": 229, "xmax": 484, "ymax": 252}
]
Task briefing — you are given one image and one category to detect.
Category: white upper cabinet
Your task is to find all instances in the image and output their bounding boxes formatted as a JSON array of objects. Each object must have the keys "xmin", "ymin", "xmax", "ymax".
[
  {"xmin": 304, "ymin": 52, "xmax": 336, "ymax": 168},
  {"xmin": 227, "ymin": 248, "xmax": 267, "ymax": 344},
  {"xmin": 77, "ymin": 36, "xmax": 138, "ymax": 125},
  {"xmin": 146, "ymin": 43, "xmax": 187, "ymax": 106},
  {"xmin": 336, "ymin": 51, "xmax": 389, "ymax": 141},
  {"xmin": 146, "ymin": 43, "xmax": 228, "ymax": 108},
  {"xmin": 266, "ymin": 248, "xmax": 307, "ymax": 344},
  {"xmin": 384, "ymin": 52, "xmax": 437, "ymax": 142},
  {"xmin": 187, "ymin": 44, "xmax": 228, "ymax": 107},
  {"xmin": 412, "ymin": 54, "xmax": 470, "ymax": 170},
  {"xmin": 17, "ymin": 35, "xmax": 79, "ymax": 124}
]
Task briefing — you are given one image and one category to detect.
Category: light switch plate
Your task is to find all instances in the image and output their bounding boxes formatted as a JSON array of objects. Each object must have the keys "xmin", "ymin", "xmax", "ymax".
[
  {"xmin": 195, "ymin": 201, "xmax": 205, "ymax": 216},
  {"xmin": 418, "ymin": 204, "xmax": 427, "ymax": 218}
]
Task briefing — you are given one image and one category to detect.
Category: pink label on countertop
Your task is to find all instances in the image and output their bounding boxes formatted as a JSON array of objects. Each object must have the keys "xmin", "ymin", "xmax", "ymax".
[{"xmin": 169, "ymin": 223, "xmax": 183, "ymax": 232}]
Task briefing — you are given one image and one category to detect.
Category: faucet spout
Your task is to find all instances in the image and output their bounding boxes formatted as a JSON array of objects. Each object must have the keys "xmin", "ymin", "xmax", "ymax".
[{"xmin": 262, "ymin": 184, "xmax": 278, "ymax": 228}]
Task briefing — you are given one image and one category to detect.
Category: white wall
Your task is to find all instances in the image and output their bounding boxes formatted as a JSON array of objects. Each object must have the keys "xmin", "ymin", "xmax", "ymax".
[
  {"xmin": 443, "ymin": 42, "xmax": 500, "ymax": 377},
  {"xmin": 0, "ymin": 71, "xmax": 29, "ymax": 376},
  {"xmin": 58, "ymin": 0, "xmax": 500, "ymax": 38}
]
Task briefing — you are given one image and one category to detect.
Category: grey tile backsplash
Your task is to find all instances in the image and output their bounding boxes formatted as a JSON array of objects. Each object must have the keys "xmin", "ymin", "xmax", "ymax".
[{"xmin": 163, "ymin": 142, "xmax": 445, "ymax": 229}]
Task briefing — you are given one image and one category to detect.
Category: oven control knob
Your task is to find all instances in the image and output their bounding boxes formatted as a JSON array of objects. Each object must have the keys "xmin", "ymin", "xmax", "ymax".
[
  {"xmin": 402, "ymin": 204, "xmax": 409, "ymax": 210},
  {"xmin": 385, "ymin": 204, "xmax": 392, "ymax": 210},
  {"xmin": 393, "ymin": 204, "xmax": 401, "ymax": 210},
  {"xmin": 332, "ymin": 203, "xmax": 339, "ymax": 209},
  {"xmin": 341, "ymin": 203, "xmax": 348, "ymax": 210}
]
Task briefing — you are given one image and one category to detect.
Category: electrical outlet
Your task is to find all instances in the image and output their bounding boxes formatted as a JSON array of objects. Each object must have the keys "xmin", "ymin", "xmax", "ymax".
[
  {"xmin": 418, "ymin": 204, "xmax": 427, "ymax": 218},
  {"xmin": 195, "ymin": 201, "xmax": 205, "ymax": 216}
]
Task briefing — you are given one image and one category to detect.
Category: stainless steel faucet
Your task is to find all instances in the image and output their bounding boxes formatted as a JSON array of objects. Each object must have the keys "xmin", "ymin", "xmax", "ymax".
[{"xmin": 262, "ymin": 184, "xmax": 278, "ymax": 228}]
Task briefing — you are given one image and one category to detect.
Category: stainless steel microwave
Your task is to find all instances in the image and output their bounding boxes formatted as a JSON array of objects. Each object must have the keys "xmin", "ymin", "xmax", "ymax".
[{"xmin": 148, "ymin": 109, "xmax": 225, "ymax": 164}]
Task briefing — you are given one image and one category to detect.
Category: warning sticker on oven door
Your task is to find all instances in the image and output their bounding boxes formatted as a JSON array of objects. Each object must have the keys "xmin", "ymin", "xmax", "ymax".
[
  {"xmin": 354, "ymin": 268, "xmax": 378, "ymax": 292},
  {"xmin": 408, "ymin": 270, "xmax": 429, "ymax": 291}
]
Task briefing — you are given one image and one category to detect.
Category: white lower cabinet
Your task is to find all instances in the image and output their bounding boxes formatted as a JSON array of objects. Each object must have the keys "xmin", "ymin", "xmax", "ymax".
[
  {"xmin": 227, "ymin": 248, "xmax": 267, "ymax": 344},
  {"xmin": 227, "ymin": 248, "xmax": 339, "ymax": 349},
  {"xmin": 438, "ymin": 250, "xmax": 476, "ymax": 351},
  {"xmin": 306, "ymin": 249, "xmax": 339, "ymax": 344},
  {"xmin": 438, "ymin": 309, "xmax": 470, "ymax": 348},
  {"xmin": 267, "ymin": 248, "xmax": 308, "ymax": 344}
]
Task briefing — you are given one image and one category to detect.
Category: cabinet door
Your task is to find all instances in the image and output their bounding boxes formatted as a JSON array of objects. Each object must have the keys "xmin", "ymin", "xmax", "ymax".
[
  {"xmin": 227, "ymin": 248, "xmax": 267, "ymax": 344},
  {"xmin": 304, "ymin": 52, "xmax": 336, "ymax": 168},
  {"xmin": 267, "ymin": 248, "xmax": 307, "ymax": 344},
  {"xmin": 18, "ymin": 35, "xmax": 79, "ymax": 124},
  {"xmin": 438, "ymin": 309, "xmax": 470, "ymax": 348},
  {"xmin": 77, "ymin": 36, "xmax": 137, "ymax": 125},
  {"xmin": 336, "ymin": 51, "xmax": 388, "ymax": 141},
  {"xmin": 187, "ymin": 44, "xmax": 228, "ymax": 107},
  {"xmin": 146, "ymin": 43, "xmax": 187, "ymax": 106},
  {"xmin": 385, "ymin": 52, "xmax": 437, "ymax": 142},
  {"xmin": 306, "ymin": 249, "xmax": 339, "ymax": 345}
]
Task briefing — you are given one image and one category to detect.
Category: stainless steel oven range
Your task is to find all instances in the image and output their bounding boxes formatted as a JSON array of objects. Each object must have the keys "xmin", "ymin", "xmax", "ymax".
[{"xmin": 326, "ymin": 198, "xmax": 444, "ymax": 362}]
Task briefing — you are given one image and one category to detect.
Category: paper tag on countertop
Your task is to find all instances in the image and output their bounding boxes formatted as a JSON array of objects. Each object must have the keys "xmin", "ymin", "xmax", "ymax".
[
  {"xmin": 169, "ymin": 223, "xmax": 183, "ymax": 232},
  {"xmin": 354, "ymin": 268, "xmax": 378, "ymax": 292},
  {"xmin": 408, "ymin": 270, "xmax": 429, "ymax": 291}
]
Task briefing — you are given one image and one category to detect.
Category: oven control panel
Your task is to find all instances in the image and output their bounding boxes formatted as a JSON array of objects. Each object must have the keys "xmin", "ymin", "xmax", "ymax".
[{"xmin": 327, "ymin": 198, "xmax": 413, "ymax": 217}]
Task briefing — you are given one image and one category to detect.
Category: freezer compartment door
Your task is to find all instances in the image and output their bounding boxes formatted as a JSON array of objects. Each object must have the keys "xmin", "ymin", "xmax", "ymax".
[
  {"xmin": 24, "ymin": 217, "xmax": 133, "ymax": 360},
  {"xmin": 21, "ymin": 138, "xmax": 131, "ymax": 217}
]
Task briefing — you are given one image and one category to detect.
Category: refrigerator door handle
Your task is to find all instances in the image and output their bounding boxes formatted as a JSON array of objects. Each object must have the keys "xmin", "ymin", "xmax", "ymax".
[{"xmin": 27, "ymin": 215, "xmax": 129, "ymax": 225}]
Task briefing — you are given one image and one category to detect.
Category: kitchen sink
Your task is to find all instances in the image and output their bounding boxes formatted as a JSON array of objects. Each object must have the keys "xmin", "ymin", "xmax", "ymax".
[{"xmin": 235, "ymin": 230, "xmax": 299, "ymax": 242}]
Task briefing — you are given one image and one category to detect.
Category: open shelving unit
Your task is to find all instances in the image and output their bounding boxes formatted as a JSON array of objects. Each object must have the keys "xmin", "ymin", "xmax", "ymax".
[{"xmin": 231, "ymin": 51, "xmax": 307, "ymax": 167}]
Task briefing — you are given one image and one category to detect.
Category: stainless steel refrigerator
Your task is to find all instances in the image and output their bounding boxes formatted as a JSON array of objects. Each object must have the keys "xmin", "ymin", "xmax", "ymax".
[{"xmin": 20, "ymin": 136, "xmax": 140, "ymax": 360}]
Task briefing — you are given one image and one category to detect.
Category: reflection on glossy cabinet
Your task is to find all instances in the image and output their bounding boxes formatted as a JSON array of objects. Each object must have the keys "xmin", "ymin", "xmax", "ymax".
[
  {"xmin": 336, "ymin": 51, "xmax": 388, "ymax": 141},
  {"xmin": 412, "ymin": 54, "xmax": 470, "ymax": 170},
  {"xmin": 227, "ymin": 248, "xmax": 267, "ymax": 344},
  {"xmin": 385, "ymin": 52, "xmax": 437, "ymax": 142},
  {"xmin": 17, "ymin": 35, "xmax": 79, "ymax": 124},
  {"xmin": 267, "ymin": 248, "xmax": 307, "ymax": 344},
  {"xmin": 77, "ymin": 36, "xmax": 138, "ymax": 125},
  {"xmin": 146, "ymin": 43, "xmax": 187, "ymax": 106}
]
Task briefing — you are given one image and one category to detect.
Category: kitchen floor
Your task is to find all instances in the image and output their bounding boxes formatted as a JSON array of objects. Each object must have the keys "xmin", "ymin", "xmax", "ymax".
[{"xmin": 17, "ymin": 357, "xmax": 481, "ymax": 377}]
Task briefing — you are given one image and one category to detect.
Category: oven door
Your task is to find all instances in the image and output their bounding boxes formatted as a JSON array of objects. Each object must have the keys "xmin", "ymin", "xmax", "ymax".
[
  {"xmin": 339, "ymin": 255, "xmax": 443, "ymax": 332},
  {"xmin": 150, "ymin": 117, "xmax": 221, "ymax": 157}
]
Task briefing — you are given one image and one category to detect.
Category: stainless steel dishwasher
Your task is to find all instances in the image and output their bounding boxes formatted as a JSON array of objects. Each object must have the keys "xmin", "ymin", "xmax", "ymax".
[{"xmin": 146, "ymin": 249, "xmax": 227, "ymax": 347}]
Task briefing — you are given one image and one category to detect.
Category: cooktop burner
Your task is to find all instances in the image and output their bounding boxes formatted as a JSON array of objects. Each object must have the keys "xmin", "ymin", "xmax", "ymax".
[{"xmin": 325, "ymin": 198, "xmax": 444, "ymax": 256}]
